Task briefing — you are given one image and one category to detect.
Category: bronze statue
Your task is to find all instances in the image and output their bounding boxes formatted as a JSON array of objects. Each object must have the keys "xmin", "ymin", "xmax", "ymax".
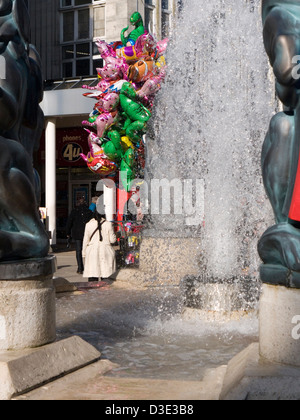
[
  {"xmin": 259, "ymin": 0, "xmax": 300, "ymax": 287},
  {"xmin": 0, "ymin": 0, "xmax": 49, "ymax": 262}
]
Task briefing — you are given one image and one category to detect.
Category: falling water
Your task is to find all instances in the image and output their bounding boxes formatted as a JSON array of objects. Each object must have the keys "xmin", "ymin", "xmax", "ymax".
[{"xmin": 145, "ymin": 0, "xmax": 277, "ymax": 308}]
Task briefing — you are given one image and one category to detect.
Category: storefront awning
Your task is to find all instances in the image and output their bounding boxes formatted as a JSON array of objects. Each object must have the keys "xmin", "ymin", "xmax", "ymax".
[{"xmin": 40, "ymin": 77, "xmax": 98, "ymax": 117}]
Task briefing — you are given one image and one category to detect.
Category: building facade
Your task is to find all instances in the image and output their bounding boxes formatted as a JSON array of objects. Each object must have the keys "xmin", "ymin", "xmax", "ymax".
[{"xmin": 28, "ymin": 0, "xmax": 179, "ymax": 244}]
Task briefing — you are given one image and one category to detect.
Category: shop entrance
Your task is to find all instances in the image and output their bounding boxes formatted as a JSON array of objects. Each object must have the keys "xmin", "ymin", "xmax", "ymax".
[
  {"xmin": 56, "ymin": 171, "xmax": 100, "ymax": 241},
  {"xmin": 69, "ymin": 180, "xmax": 99, "ymax": 211}
]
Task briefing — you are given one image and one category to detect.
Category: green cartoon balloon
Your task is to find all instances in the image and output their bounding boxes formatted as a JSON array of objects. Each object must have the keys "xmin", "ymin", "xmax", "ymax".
[
  {"xmin": 119, "ymin": 82, "xmax": 151, "ymax": 143},
  {"xmin": 102, "ymin": 131, "xmax": 123, "ymax": 163},
  {"xmin": 121, "ymin": 12, "xmax": 145, "ymax": 46},
  {"xmin": 120, "ymin": 148, "xmax": 136, "ymax": 192}
]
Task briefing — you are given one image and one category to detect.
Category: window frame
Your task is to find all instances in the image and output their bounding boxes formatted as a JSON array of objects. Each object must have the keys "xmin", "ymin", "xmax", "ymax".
[
  {"xmin": 60, "ymin": 2, "xmax": 106, "ymax": 78},
  {"xmin": 60, "ymin": 7, "xmax": 92, "ymax": 43},
  {"xmin": 60, "ymin": 0, "xmax": 105, "ymax": 9},
  {"xmin": 145, "ymin": 3, "xmax": 155, "ymax": 34}
]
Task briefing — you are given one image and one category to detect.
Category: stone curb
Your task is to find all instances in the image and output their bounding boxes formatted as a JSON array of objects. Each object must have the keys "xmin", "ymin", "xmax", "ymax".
[{"xmin": 0, "ymin": 336, "xmax": 101, "ymax": 400}]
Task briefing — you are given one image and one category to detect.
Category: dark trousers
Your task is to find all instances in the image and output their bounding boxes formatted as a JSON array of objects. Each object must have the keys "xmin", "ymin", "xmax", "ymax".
[{"xmin": 75, "ymin": 239, "xmax": 84, "ymax": 271}]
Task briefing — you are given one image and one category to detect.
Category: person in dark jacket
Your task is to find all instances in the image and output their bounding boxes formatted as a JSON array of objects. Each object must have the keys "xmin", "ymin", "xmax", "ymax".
[{"xmin": 66, "ymin": 197, "xmax": 92, "ymax": 274}]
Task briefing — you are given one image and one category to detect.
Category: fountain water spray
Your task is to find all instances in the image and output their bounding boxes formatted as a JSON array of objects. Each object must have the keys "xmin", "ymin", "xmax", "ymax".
[{"xmin": 144, "ymin": 0, "xmax": 277, "ymax": 312}]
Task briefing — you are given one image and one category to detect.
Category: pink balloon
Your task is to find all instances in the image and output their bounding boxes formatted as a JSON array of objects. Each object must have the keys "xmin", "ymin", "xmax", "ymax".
[
  {"xmin": 82, "ymin": 111, "xmax": 118, "ymax": 139},
  {"xmin": 96, "ymin": 92, "xmax": 119, "ymax": 113},
  {"xmin": 156, "ymin": 38, "xmax": 169, "ymax": 56},
  {"xmin": 94, "ymin": 38, "xmax": 128, "ymax": 82}
]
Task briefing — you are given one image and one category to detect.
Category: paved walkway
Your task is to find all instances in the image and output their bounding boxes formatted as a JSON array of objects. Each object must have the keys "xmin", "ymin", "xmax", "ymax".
[
  {"xmin": 53, "ymin": 247, "xmax": 142, "ymax": 288},
  {"xmin": 54, "ymin": 248, "xmax": 90, "ymax": 284},
  {"xmin": 14, "ymin": 249, "xmax": 226, "ymax": 401}
]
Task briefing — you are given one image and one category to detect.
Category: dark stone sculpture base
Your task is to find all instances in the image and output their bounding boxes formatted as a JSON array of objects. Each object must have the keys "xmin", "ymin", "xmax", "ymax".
[
  {"xmin": 260, "ymin": 263, "xmax": 300, "ymax": 289},
  {"xmin": 0, "ymin": 255, "xmax": 57, "ymax": 281},
  {"xmin": 0, "ymin": 255, "xmax": 57, "ymax": 350}
]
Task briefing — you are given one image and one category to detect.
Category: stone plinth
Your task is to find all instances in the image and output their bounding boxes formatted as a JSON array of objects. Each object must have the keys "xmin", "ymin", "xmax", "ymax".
[
  {"xmin": 180, "ymin": 275, "xmax": 261, "ymax": 312},
  {"xmin": 220, "ymin": 343, "xmax": 300, "ymax": 400},
  {"xmin": 0, "ymin": 256, "xmax": 57, "ymax": 350},
  {"xmin": 219, "ymin": 284, "xmax": 300, "ymax": 400},
  {"xmin": 259, "ymin": 284, "xmax": 300, "ymax": 367},
  {"xmin": 0, "ymin": 336, "xmax": 101, "ymax": 400},
  {"xmin": 139, "ymin": 236, "xmax": 200, "ymax": 285}
]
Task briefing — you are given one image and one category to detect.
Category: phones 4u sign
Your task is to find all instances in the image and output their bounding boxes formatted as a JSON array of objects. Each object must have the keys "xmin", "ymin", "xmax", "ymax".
[{"xmin": 38, "ymin": 128, "xmax": 89, "ymax": 167}]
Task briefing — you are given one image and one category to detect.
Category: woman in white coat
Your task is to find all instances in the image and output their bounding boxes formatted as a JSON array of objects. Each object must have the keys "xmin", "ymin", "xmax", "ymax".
[{"xmin": 82, "ymin": 211, "xmax": 117, "ymax": 281}]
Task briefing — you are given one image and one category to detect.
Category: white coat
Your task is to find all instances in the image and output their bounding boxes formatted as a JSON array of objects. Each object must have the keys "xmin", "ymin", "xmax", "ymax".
[{"xmin": 82, "ymin": 218, "xmax": 117, "ymax": 279}]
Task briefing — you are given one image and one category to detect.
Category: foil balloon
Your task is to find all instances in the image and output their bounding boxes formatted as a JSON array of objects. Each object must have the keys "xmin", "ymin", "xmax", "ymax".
[
  {"xmin": 102, "ymin": 130, "xmax": 123, "ymax": 163},
  {"xmin": 155, "ymin": 38, "xmax": 169, "ymax": 57},
  {"xmin": 82, "ymin": 91, "xmax": 120, "ymax": 138},
  {"xmin": 117, "ymin": 32, "xmax": 156, "ymax": 63},
  {"xmin": 96, "ymin": 91, "xmax": 120, "ymax": 113},
  {"xmin": 82, "ymin": 110, "xmax": 118, "ymax": 139},
  {"xmin": 134, "ymin": 32, "xmax": 157, "ymax": 58},
  {"xmin": 119, "ymin": 82, "xmax": 151, "ymax": 142},
  {"xmin": 80, "ymin": 130, "xmax": 117, "ymax": 176},
  {"xmin": 86, "ymin": 155, "xmax": 117, "ymax": 176},
  {"xmin": 95, "ymin": 39, "xmax": 128, "ymax": 81},
  {"xmin": 128, "ymin": 58, "xmax": 155, "ymax": 83},
  {"xmin": 82, "ymin": 78, "xmax": 111, "ymax": 94},
  {"xmin": 137, "ymin": 70, "xmax": 166, "ymax": 104},
  {"xmin": 83, "ymin": 80, "xmax": 127, "ymax": 103},
  {"xmin": 120, "ymin": 148, "xmax": 136, "ymax": 192},
  {"xmin": 127, "ymin": 55, "xmax": 165, "ymax": 84},
  {"xmin": 116, "ymin": 45, "xmax": 139, "ymax": 63},
  {"xmin": 120, "ymin": 136, "xmax": 134, "ymax": 152},
  {"xmin": 81, "ymin": 16, "xmax": 168, "ymax": 196},
  {"xmin": 120, "ymin": 82, "xmax": 151, "ymax": 121},
  {"xmin": 121, "ymin": 12, "xmax": 145, "ymax": 46}
]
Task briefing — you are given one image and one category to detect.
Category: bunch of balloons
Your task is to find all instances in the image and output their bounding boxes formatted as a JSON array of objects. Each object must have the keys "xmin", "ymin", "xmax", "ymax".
[{"xmin": 80, "ymin": 12, "xmax": 168, "ymax": 192}]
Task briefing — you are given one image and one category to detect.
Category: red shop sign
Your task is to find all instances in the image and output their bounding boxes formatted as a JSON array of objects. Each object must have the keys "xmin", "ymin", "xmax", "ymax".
[{"xmin": 38, "ymin": 127, "xmax": 89, "ymax": 167}]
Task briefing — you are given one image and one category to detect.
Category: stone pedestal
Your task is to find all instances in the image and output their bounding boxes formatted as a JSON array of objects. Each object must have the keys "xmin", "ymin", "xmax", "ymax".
[
  {"xmin": 0, "ymin": 336, "xmax": 101, "ymax": 400},
  {"xmin": 180, "ymin": 275, "xmax": 261, "ymax": 312},
  {"xmin": 259, "ymin": 284, "xmax": 300, "ymax": 366},
  {"xmin": 0, "ymin": 256, "xmax": 57, "ymax": 350},
  {"xmin": 139, "ymin": 236, "xmax": 200, "ymax": 285},
  {"xmin": 0, "ymin": 255, "xmax": 105, "ymax": 400},
  {"xmin": 219, "ymin": 284, "xmax": 300, "ymax": 399},
  {"xmin": 220, "ymin": 343, "xmax": 300, "ymax": 400}
]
